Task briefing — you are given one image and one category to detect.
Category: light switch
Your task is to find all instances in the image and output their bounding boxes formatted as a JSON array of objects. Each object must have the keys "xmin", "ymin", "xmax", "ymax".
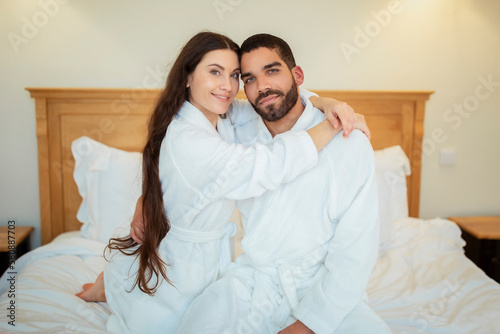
[{"xmin": 440, "ymin": 148, "xmax": 456, "ymax": 166}]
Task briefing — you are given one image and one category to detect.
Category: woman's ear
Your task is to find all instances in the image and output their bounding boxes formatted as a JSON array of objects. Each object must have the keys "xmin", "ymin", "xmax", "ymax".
[{"xmin": 291, "ymin": 66, "xmax": 304, "ymax": 86}]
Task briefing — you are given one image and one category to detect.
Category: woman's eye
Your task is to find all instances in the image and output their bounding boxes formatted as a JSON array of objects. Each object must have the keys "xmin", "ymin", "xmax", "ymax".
[
  {"xmin": 231, "ymin": 73, "xmax": 240, "ymax": 79},
  {"xmin": 210, "ymin": 70, "xmax": 220, "ymax": 75}
]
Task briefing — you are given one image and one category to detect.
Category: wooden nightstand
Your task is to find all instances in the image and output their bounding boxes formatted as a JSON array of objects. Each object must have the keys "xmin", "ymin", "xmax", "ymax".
[
  {"xmin": 0, "ymin": 226, "xmax": 34, "ymax": 275},
  {"xmin": 449, "ymin": 216, "xmax": 500, "ymax": 283}
]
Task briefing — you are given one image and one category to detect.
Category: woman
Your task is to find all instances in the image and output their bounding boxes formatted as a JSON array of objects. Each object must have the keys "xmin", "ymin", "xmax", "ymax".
[{"xmin": 78, "ymin": 32, "xmax": 367, "ymax": 333}]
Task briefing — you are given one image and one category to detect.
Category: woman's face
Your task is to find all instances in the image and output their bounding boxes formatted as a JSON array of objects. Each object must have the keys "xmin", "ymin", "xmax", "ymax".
[{"xmin": 187, "ymin": 49, "xmax": 240, "ymax": 121}]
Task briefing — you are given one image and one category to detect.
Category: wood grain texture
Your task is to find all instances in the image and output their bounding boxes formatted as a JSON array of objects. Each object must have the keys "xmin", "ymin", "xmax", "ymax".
[
  {"xmin": 0, "ymin": 227, "xmax": 34, "ymax": 252},
  {"xmin": 448, "ymin": 216, "xmax": 500, "ymax": 240},
  {"xmin": 27, "ymin": 88, "xmax": 433, "ymax": 244}
]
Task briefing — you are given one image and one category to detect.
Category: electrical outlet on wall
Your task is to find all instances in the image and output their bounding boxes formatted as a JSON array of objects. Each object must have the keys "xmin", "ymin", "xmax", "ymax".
[{"xmin": 440, "ymin": 148, "xmax": 456, "ymax": 166}]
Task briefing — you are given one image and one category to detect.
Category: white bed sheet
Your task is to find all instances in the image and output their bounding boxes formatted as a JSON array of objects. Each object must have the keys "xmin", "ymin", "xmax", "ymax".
[
  {"xmin": 0, "ymin": 219, "xmax": 499, "ymax": 333},
  {"xmin": 368, "ymin": 217, "xmax": 500, "ymax": 333},
  {"xmin": 0, "ymin": 232, "xmax": 110, "ymax": 333}
]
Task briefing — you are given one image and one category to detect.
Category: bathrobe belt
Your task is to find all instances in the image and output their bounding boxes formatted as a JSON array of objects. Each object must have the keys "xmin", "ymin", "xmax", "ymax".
[
  {"xmin": 168, "ymin": 222, "xmax": 237, "ymax": 275},
  {"xmin": 247, "ymin": 253, "xmax": 325, "ymax": 327}
]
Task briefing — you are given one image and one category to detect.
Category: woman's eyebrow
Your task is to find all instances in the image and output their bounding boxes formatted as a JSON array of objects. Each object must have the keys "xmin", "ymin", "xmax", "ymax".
[
  {"xmin": 207, "ymin": 64, "xmax": 240, "ymax": 73},
  {"xmin": 207, "ymin": 64, "xmax": 225, "ymax": 70}
]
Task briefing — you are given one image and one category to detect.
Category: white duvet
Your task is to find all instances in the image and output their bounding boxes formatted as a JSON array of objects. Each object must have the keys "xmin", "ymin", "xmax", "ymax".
[
  {"xmin": 0, "ymin": 232, "xmax": 110, "ymax": 333},
  {"xmin": 368, "ymin": 217, "xmax": 500, "ymax": 333},
  {"xmin": 0, "ymin": 218, "xmax": 499, "ymax": 333}
]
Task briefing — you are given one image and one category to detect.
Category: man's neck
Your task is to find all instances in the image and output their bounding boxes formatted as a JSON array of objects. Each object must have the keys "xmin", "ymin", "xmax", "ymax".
[{"xmin": 264, "ymin": 98, "xmax": 305, "ymax": 137}]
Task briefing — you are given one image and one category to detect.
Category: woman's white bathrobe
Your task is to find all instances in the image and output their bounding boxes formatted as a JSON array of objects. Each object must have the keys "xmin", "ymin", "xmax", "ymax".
[
  {"xmin": 178, "ymin": 99, "xmax": 390, "ymax": 334},
  {"xmin": 104, "ymin": 100, "xmax": 319, "ymax": 334}
]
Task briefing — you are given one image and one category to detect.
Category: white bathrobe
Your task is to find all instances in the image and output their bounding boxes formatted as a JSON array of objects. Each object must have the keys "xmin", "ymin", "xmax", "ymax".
[
  {"xmin": 104, "ymin": 100, "xmax": 319, "ymax": 334},
  {"xmin": 178, "ymin": 99, "xmax": 391, "ymax": 334}
]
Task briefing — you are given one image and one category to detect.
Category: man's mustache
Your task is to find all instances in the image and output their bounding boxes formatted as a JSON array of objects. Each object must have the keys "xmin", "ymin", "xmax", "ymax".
[{"xmin": 255, "ymin": 89, "xmax": 284, "ymax": 105}]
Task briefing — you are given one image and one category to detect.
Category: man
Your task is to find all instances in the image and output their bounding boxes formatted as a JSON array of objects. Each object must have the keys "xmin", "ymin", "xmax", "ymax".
[{"xmin": 176, "ymin": 34, "xmax": 390, "ymax": 333}]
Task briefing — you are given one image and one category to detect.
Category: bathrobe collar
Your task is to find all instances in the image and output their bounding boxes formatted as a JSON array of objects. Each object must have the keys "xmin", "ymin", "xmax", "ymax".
[
  {"xmin": 176, "ymin": 101, "xmax": 234, "ymax": 143},
  {"xmin": 255, "ymin": 96, "xmax": 324, "ymax": 142},
  {"xmin": 291, "ymin": 97, "xmax": 324, "ymax": 131}
]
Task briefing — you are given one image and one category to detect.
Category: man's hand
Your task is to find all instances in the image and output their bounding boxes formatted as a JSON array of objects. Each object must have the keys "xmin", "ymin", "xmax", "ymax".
[
  {"xmin": 130, "ymin": 196, "xmax": 146, "ymax": 244},
  {"xmin": 278, "ymin": 320, "xmax": 314, "ymax": 334}
]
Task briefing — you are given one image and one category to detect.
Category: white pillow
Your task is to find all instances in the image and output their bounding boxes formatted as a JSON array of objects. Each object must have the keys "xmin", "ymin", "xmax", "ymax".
[
  {"xmin": 72, "ymin": 136, "xmax": 142, "ymax": 244},
  {"xmin": 374, "ymin": 145, "xmax": 411, "ymax": 247},
  {"xmin": 71, "ymin": 137, "xmax": 410, "ymax": 249}
]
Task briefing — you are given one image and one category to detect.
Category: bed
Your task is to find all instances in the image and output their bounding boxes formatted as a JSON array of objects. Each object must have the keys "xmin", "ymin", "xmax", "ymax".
[{"xmin": 0, "ymin": 88, "xmax": 499, "ymax": 333}]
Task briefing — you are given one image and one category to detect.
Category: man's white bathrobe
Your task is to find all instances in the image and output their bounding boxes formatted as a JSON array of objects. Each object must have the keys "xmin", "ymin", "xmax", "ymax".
[
  {"xmin": 178, "ymin": 99, "xmax": 391, "ymax": 334},
  {"xmin": 104, "ymin": 100, "xmax": 320, "ymax": 334}
]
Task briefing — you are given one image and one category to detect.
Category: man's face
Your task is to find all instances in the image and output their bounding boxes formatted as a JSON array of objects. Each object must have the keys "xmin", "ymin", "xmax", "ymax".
[{"xmin": 240, "ymin": 47, "xmax": 299, "ymax": 122}]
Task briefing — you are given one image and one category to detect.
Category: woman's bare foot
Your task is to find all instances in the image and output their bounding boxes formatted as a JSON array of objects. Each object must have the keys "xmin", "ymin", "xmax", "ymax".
[{"xmin": 76, "ymin": 272, "xmax": 107, "ymax": 302}]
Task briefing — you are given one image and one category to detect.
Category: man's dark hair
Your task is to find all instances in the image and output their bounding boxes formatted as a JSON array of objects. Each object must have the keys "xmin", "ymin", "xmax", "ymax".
[{"xmin": 240, "ymin": 33, "xmax": 296, "ymax": 70}]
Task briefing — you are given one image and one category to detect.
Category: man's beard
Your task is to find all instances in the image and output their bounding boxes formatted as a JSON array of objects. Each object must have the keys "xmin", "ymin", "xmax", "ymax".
[{"xmin": 250, "ymin": 80, "xmax": 299, "ymax": 122}]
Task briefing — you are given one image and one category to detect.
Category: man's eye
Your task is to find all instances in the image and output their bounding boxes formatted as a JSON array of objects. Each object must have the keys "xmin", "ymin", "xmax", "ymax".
[
  {"xmin": 268, "ymin": 69, "xmax": 278, "ymax": 74},
  {"xmin": 244, "ymin": 77, "xmax": 254, "ymax": 84},
  {"xmin": 210, "ymin": 70, "xmax": 220, "ymax": 75}
]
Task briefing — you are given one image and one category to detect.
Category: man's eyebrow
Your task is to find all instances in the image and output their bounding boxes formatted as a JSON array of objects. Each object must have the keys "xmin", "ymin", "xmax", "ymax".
[
  {"xmin": 241, "ymin": 61, "xmax": 282, "ymax": 79},
  {"xmin": 241, "ymin": 71, "xmax": 252, "ymax": 79},
  {"xmin": 263, "ymin": 61, "xmax": 282, "ymax": 70}
]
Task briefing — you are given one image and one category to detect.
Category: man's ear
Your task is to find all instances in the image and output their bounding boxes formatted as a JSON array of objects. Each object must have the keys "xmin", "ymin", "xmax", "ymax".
[{"xmin": 291, "ymin": 65, "xmax": 305, "ymax": 86}]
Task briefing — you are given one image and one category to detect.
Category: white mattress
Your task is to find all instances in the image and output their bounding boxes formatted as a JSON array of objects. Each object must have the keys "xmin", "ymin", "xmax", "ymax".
[{"xmin": 1, "ymin": 218, "xmax": 500, "ymax": 333}]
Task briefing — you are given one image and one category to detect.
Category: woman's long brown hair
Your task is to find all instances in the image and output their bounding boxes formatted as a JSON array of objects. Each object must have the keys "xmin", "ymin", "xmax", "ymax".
[{"xmin": 106, "ymin": 32, "xmax": 240, "ymax": 295}]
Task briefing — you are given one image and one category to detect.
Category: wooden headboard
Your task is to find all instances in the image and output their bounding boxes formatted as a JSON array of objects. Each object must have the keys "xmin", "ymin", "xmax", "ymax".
[{"xmin": 27, "ymin": 88, "xmax": 433, "ymax": 244}]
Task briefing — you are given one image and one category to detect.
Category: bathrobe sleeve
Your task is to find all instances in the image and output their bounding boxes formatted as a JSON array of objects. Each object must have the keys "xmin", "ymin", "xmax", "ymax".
[
  {"xmin": 293, "ymin": 131, "xmax": 380, "ymax": 334},
  {"xmin": 165, "ymin": 124, "xmax": 319, "ymax": 201}
]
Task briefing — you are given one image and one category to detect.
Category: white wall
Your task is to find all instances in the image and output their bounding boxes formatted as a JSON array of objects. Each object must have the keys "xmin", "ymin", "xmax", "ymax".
[{"xmin": 1, "ymin": 0, "xmax": 499, "ymax": 248}]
